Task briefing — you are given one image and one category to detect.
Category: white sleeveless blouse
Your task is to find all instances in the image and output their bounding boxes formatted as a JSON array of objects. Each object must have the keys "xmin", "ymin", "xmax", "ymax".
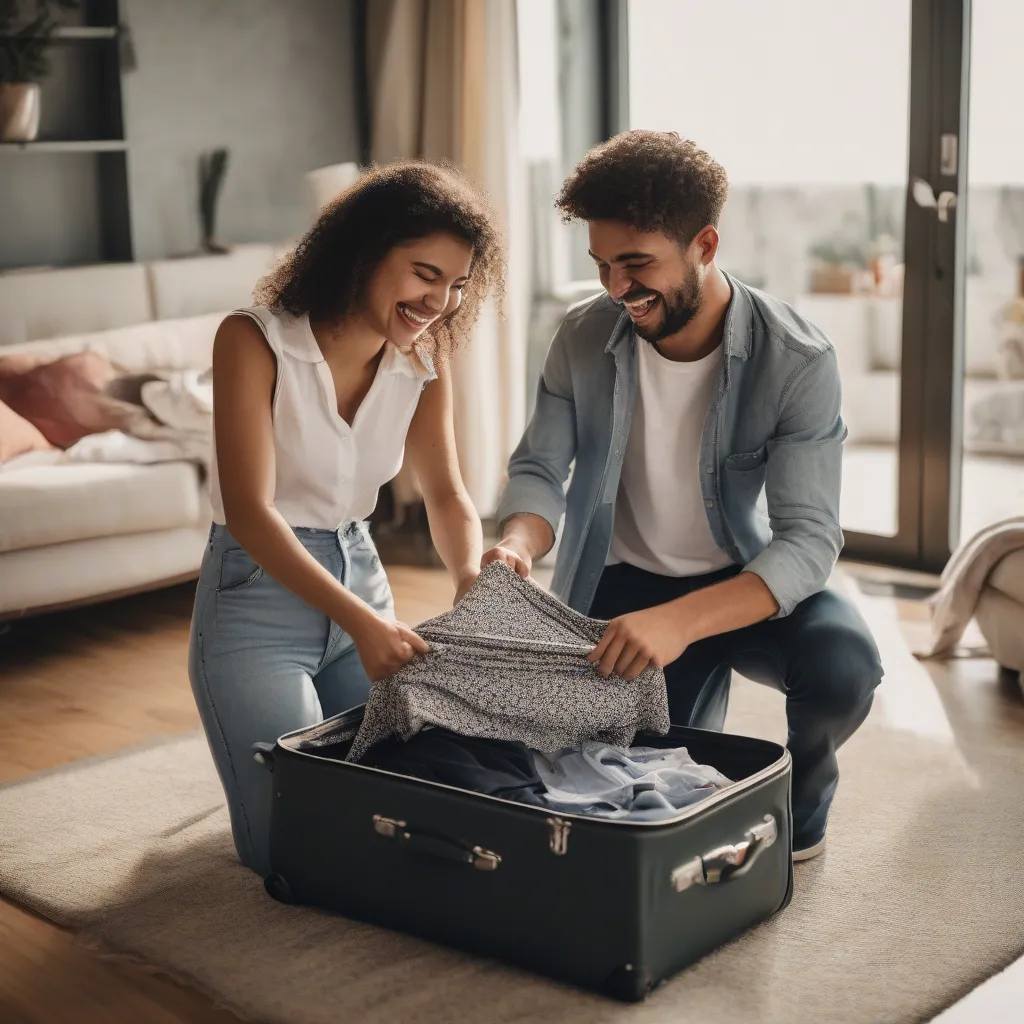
[{"xmin": 210, "ymin": 306, "xmax": 436, "ymax": 530}]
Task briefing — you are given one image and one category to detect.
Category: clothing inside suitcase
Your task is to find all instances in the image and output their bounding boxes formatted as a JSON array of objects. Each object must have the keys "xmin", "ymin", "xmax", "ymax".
[
  {"xmin": 283, "ymin": 711, "xmax": 775, "ymax": 805},
  {"xmin": 265, "ymin": 705, "xmax": 792, "ymax": 1002}
]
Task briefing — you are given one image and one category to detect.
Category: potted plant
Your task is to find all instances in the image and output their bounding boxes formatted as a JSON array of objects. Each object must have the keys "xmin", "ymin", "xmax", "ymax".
[{"xmin": 0, "ymin": 0, "xmax": 80, "ymax": 142}]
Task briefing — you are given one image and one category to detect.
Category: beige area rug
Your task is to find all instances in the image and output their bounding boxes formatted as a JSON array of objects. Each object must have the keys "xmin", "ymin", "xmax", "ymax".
[{"xmin": 2, "ymin": 588, "xmax": 1024, "ymax": 1024}]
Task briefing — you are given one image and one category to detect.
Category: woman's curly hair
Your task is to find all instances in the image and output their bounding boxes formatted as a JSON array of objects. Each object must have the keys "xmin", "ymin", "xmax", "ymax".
[
  {"xmin": 556, "ymin": 130, "xmax": 729, "ymax": 246},
  {"xmin": 254, "ymin": 160, "xmax": 505, "ymax": 361}
]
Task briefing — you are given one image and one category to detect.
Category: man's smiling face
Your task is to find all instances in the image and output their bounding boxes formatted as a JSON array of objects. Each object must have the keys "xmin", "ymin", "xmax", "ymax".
[{"xmin": 587, "ymin": 220, "xmax": 707, "ymax": 344}]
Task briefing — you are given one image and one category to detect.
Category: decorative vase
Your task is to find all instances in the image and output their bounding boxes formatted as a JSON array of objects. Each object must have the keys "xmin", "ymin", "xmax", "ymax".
[{"xmin": 0, "ymin": 83, "xmax": 41, "ymax": 142}]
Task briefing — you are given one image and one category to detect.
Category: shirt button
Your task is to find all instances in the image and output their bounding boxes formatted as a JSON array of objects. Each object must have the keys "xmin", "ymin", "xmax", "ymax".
[
  {"xmin": 705, "ymin": 465, "xmax": 713, "ymax": 473},
  {"xmin": 341, "ymin": 476, "xmax": 349, "ymax": 484},
  {"xmin": 705, "ymin": 500, "xmax": 714, "ymax": 509}
]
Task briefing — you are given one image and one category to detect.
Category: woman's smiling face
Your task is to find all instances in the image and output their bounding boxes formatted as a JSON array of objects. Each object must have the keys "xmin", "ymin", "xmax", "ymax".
[{"xmin": 361, "ymin": 232, "xmax": 474, "ymax": 351}]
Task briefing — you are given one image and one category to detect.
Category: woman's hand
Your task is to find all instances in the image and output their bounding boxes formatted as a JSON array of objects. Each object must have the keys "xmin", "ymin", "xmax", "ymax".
[
  {"xmin": 351, "ymin": 611, "xmax": 431, "ymax": 682},
  {"xmin": 454, "ymin": 571, "xmax": 478, "ymax": 604}
]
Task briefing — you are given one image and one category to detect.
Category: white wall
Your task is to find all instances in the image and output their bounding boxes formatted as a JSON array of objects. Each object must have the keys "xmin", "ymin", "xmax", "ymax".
[
  {"xmin": 121, "ymin": 0, "xmax": 360, "ymax": 260},
  {"xmin": 628, "ymin": 0, "xmax": 1024, "ymax": 187}
]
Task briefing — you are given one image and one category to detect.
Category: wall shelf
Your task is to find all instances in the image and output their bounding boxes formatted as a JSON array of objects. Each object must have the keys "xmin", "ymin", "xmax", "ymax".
[
  {"xmin": 0, "ymin": 140, "xmax": 127, "ymax": 154},
  {"xmin": 0, "ymin": 0, "xmax": 131, "ymax": 268},
  {"xmin": 53, "ymin": 27, "xmax": 118, "ymax": 40}
]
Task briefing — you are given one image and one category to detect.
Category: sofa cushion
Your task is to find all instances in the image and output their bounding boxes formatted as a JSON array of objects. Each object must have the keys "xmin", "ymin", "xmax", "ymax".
[
  {"xmin": 0, "ymin": 461, "xmax": 203, "ymax": 553},
  {"xmin": 0, "ymin": 526, "xmax": 208, "ymax": 617},
  {"xmin": 0, "ymin": 313, "xmax": 224, "ymax": 375},
  {"xmin": 975, "ymin": 586, "xmax": 1024, "ymax": 673},
  {"xmin": 147, "ymin": 245, "xmax": 279, "ymax": 321},
  {"xmin": 987, "ymin": 547, "xmax": 1024, "ymax": 606},
  {"xmin": 0, "ymin": 264, "xmax": 152, "ymax": 347},
  {"xmin": 0, "ymin": 399, "xmax": 56, "ymax": 463}
]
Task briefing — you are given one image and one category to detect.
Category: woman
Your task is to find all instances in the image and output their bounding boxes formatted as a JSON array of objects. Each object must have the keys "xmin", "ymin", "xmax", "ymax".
[{"xmin": 188, "ymin": 161, "xmax": 504, "ymax": 876}]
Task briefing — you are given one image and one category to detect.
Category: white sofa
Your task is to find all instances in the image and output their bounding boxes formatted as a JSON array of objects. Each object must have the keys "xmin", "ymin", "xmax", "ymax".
[
  {"xmin": 796, "ymin": 281, "xmax": 1024, "ymax": 453},
  {"xmin": 0, "ymin": 245, "xmax": 279, "ymax": 619}
]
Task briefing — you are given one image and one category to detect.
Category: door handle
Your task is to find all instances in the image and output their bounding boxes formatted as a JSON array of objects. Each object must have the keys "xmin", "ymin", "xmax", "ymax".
[{"xmin": 912, "ymin": 178, "xmax": 958, "ymax": 223}]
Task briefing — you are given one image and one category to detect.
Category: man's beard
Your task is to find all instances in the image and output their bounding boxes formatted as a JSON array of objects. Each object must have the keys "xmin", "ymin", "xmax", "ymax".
[{"xmin": 627, "ymin": 263, "xmax": 703, "ymax": 344}]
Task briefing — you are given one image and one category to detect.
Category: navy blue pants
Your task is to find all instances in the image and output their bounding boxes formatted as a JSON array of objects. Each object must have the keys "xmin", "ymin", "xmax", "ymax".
[{"xmin": 589, "ymin": 563, "xmax": 883, "ymax": 848}]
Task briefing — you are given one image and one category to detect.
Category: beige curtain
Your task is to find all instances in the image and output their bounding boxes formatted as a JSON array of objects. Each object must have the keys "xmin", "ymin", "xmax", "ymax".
[{"xmin": 366, "ymin": 0, "xmax": 528, "ymax": 519}]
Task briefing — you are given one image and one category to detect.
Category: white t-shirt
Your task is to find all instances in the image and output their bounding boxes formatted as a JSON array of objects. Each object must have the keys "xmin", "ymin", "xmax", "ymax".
[{"xmin": 609, "ymin": 338, "xmax": 734, "ymax": 577}]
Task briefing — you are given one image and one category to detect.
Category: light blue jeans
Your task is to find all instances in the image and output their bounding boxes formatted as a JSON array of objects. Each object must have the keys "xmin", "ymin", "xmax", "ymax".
[{"xmin": 188, "ymin": 521, "xmax": 393, "ymax": 876}]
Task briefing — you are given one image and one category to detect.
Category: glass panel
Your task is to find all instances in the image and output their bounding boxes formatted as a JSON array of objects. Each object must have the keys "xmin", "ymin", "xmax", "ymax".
[
  {"xmin": 627, "ymin": 0, "xmax": 912, "ymax": 537},
  {"xmin": 958, "ymin": 0, "xmax": 1024, "ymax": 544}
]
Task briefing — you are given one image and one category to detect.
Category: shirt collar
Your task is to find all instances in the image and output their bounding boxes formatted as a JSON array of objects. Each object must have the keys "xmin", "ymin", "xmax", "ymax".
[
  {"xmin": 284, "ymin": 315, "xmax": 437, "ymax": 380},
  {"xmin": 605, "ymin": 270, "xmax": 752, "ymax": 361},
  {"xmin": 383, "ymin": 341, "xmax": 437, "ymax": 381}
]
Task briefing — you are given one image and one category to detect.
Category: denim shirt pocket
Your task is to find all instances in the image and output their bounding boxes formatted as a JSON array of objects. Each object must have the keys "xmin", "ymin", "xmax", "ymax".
[
  {"xmin": 724, "ymin": 446, "xmax": 770, "ymax": 529},
  {"xmin": 724, "ymin": 446, "xmax": 768, "ymax": 473},
  {"xmin": 217, "ymin": 547, "xmax": 264, "ymax": 592}
]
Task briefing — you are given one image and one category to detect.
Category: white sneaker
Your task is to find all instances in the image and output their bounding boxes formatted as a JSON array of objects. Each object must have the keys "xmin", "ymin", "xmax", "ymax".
[{"xmin": 793, "ymin": 835, "xmax": 827, "ymax": 862}]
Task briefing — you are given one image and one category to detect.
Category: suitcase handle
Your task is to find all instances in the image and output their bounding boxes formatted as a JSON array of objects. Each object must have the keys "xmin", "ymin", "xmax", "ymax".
[
  {"xmin": 671, "ymin": 814, "xmax": 777, "ymax": 892},
  {"xmin": 373, "ymin": 815, "xmax": 501, "ymax": 872}
]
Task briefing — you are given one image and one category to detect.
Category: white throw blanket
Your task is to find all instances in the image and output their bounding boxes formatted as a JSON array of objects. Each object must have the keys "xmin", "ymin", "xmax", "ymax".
[
  {"xmin": 64, "ymin": 369, "xmax": 213, "ymax": 476},
  {"xmin": 920, "ymin": 515, "xmax": 1024, "ymax": 657}
]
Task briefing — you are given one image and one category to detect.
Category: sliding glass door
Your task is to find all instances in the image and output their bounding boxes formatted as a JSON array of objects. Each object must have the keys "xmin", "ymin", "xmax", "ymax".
[
  {"xmin": 955, "ymin": 0, "xmax": 1024, "ymax": 548},
  {"xmin": 625, "ymin": 0, "xmax": 972, "ymax": 572}
]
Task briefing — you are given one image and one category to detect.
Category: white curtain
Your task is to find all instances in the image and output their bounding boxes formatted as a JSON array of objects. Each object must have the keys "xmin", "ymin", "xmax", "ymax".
[{"xmin": 366, "ymin": 0, "xmax": 528, "ymax": 518}]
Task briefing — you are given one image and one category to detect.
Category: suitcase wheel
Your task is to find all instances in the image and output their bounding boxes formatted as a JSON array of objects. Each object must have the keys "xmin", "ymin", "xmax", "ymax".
[
  {"xmin": 264, "ymin": 872, "xmax": 296, "ymax": 905},
  {"xmin": 604, "ymin": 964, "xmax": 653, "ymax": 1002}
]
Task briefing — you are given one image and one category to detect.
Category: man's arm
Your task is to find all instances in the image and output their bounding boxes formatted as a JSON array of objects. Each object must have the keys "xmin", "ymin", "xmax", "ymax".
[
  {"xmin": 741, "ymin": 346, "xmax": 846, "ymax": 616},
  {"xmin": 485, "ymin": 321, "xmax": 578, "ymax": 576},
  {"xmin": 592, "ymin": 347, "xmax": 845, "ymax": 679}
]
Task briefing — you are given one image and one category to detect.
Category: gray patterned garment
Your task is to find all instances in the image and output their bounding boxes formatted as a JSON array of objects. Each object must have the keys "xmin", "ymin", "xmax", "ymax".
[{"xmin": 345, "ymin": 561, "xmax": 670, "ymax": 764}]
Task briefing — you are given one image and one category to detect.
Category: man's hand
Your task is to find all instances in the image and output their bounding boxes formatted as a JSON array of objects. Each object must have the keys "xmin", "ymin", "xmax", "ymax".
[
  {"xmin": 588, "ymin": 603, "xmax": 691, "ymax": 681},
  {"xmin": 481, "ymin": 539, "xmax": 532, "ymax": 579}
]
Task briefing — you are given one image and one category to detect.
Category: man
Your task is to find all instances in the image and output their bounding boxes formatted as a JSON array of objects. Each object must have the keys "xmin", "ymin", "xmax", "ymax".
[{"xmin": 483, "ymin": 131, "xmax": 882, "ymax": 860}]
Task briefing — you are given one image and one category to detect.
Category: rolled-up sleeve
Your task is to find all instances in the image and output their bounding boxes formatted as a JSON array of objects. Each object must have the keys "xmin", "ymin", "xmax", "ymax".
[
  {"xmin": 495, "ymin": 323, "xmax": 578, "ymax": 537},
  {"xmin": 743, "ymin": 347, "xmax": 847, "ymax": 617}
]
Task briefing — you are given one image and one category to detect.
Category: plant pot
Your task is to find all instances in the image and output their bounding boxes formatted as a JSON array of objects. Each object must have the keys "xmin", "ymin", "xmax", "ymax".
[{"xmin": 0, "ymin": 83, "xmax": 41, "ymax": 142}]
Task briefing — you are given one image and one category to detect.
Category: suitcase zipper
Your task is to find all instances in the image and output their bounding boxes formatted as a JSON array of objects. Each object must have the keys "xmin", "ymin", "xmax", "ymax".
[{"xmin": 286, "ymin": 735, "xmax": 791, "ymax": 835}]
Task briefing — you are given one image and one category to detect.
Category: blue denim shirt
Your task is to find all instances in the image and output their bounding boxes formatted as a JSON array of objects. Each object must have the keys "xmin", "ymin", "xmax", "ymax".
[{"xmin": 496, "ymin": 273, "xmax": 847, "ymax": 618}]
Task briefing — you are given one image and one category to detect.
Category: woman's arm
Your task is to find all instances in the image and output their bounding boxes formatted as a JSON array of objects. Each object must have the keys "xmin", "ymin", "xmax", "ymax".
[
  {"xmin": 212, "ymin": 315, "xmax": 427, "ymax": 678},
  {"xmin": 405, "ymin": 358, "xmax": 482, "ymax": 602}
]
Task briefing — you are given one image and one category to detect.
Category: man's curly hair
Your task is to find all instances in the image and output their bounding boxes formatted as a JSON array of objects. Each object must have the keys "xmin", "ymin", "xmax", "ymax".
[
  {"xmin": 254, "ymin": 160, "xmax": 505, "ymax": 361},
  {"xmin": 556, "ymin": 130, "xmax": 729, "ymax": 247}
]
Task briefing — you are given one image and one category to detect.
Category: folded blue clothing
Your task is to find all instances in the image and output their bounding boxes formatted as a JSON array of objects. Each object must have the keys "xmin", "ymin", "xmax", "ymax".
[
  {"xmin": 533, "ymin": 743, "xmax": 734, "ymax": 822},
  {"xmin": 360, "ymin": 729, "xmax": 733, "ymax": 823}
]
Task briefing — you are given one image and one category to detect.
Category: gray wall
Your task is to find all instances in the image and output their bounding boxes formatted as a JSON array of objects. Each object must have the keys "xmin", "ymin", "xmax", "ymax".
[{"xmin": 121, "ymin": 0, "xmax": 360, "ymax": 260}]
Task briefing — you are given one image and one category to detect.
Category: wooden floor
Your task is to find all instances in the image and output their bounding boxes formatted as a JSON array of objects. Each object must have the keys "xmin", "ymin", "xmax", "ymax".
[
  {"xmin": 0, "ymin": 566, "xmax": 1013, "ymax": 1023},
  {"xmin": 0, "ymin": 567, "xmax": 454, "ymax": 1024}
]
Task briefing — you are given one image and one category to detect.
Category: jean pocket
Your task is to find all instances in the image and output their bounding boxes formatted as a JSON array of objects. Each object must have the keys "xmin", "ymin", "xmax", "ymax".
[{"xmin": 217, "ymin": 547, "xmax": 264, "ymax": 592}]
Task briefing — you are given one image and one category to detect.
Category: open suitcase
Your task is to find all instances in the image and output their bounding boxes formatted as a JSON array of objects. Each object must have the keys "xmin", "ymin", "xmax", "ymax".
[{"xmin": 256, "ymin": 706, "xmax": 793, "ymax": 1002}]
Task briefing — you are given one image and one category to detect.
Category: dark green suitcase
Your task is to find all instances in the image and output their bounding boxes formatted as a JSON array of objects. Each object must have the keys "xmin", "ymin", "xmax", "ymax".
[{"xmin": 257, "ymin": 707, "xmax": 793, "ymax": 1002}]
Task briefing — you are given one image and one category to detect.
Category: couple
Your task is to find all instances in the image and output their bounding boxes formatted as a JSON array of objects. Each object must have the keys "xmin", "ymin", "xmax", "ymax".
[{"xmin": 189, "ymin": 132, "xmax": 883, "ymax": 879}]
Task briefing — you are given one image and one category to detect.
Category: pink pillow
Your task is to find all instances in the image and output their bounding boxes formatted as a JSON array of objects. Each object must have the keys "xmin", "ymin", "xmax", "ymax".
[
  {"xmin": 0, "ymin": 351, "xmax": 51, "ymax": 380},
  {"xmin": 0, "ymin": 351, "xmax": 142, "ymax": 448},
  {"xmin": 0, "ymin": 397, "xmax": 56, "ymax": 463}
]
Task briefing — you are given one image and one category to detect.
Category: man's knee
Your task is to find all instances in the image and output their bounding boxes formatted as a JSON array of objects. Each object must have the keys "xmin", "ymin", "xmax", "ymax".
[{"xmin": 792, "ymin": 621, "xmax": 882, "ymax": 720}]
